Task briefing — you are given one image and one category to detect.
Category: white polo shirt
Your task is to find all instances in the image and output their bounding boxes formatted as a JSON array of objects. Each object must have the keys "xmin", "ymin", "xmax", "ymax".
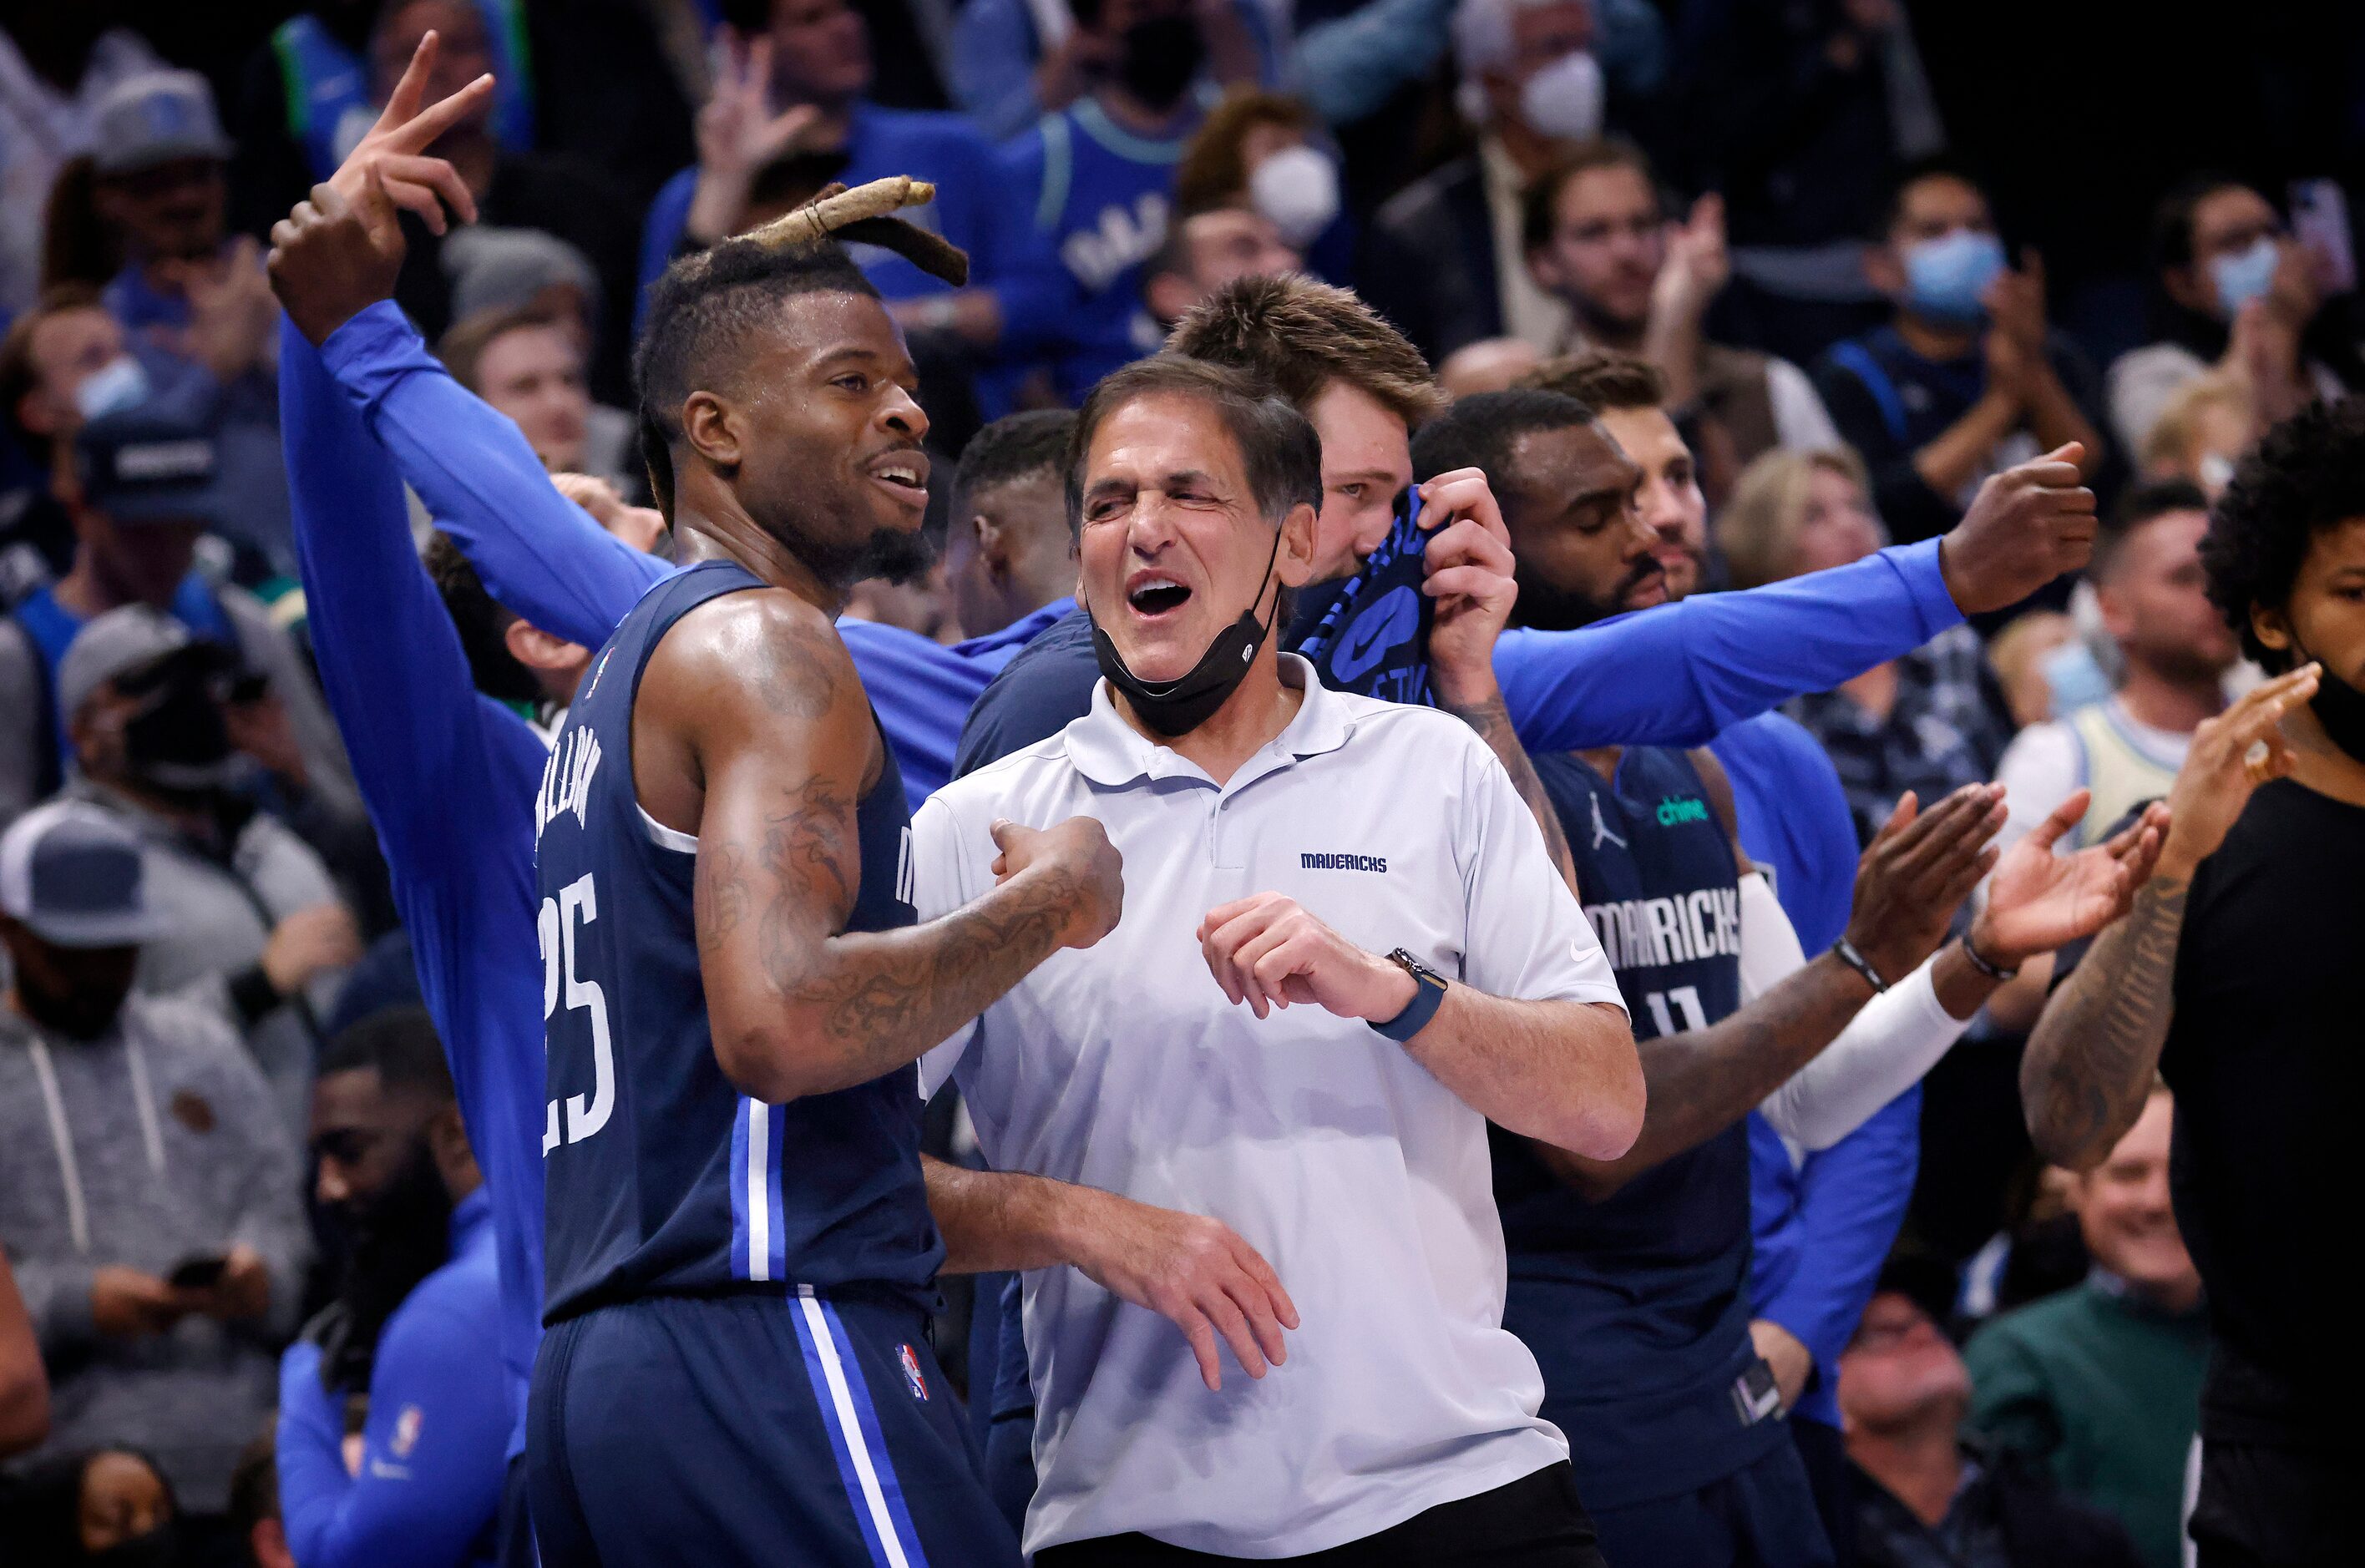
[{"xmin": 915, "ymin": 656, "xmax": 1625, "ymax": 1558}]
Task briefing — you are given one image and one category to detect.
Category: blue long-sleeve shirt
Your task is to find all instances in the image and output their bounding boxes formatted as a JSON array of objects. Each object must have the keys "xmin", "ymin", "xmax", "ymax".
[
  {"xmin": 313, "ymin": 301, "xmax": 995, "ymax": 807},
  {"xmin": 276, "ymin": 1190, "xmax": 510, "ymax": 1568},
  {"xmin": 1715, "ymin": 710, "xmax": 1921, "ymax": 1433},
  {"xmin": 281, "ymin": 321, "xmax": 548, "ymax": 1455}
]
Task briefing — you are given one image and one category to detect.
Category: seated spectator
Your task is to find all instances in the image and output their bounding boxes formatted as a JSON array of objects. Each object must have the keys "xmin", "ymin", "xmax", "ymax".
[
  {"xmin": 1966, "ymin": 1085, "xmax": 2208, "ymax": 1568},
  {"xmin": 947, "ymin": 0, "xmax": 1274, "ymax": 141},
  {"xmin": 0, "ymin": 18, "xmax": 165, "ymax": 316},
  {"xmin": 1523, "ymin": 141, "xmax": 1842, "ymax": 503},
  {"xmin": 1986, "ymin": 609, "xmax": 2076, "ymax": 730},
  {"xmin": 62, "ymin": 71, "xmax": 296, "ymax": 571},
  {"xmin": 230, "ymin": 1433, "xmax": 296, "ymax": 1568},
  {"xmin": 941, "ymin": 409, "xmax": 1078, "ymax": 641},
  {"xmin": 0, "ymin": 284, "xmax": 157, "ymax": 601},
  {"xmin": 644, "ymin": 7, "xmax": 1044, "ymax": 375},
  {"xmin": 439, "ymin": 224, "xmax": 634, "ymax": 408},
  {"xmin": 49, "ymin": 608, "xmax": 362, "ymax": 1130},
  {"xmin": 1, "ymin": 1253, "xmax": 50, "ymax": 1459},
  {"xmin": 0, "ymin": 802, "xmax": 306, "ymax": 1527},
  {"xmin": 1141, "ymin": 205, "xmax": 1302, "ymax": 332},
  {"xmin": 1839, "ymin": 1258, "xmax": 2144, "ymax": 1568},
  {"xmin": 0, "ymin": 1445, "xmax": 180, "ymax": 1565},
  {"xmin": 2136, "ymin": 371, "xmax": 2255, "ymax": 499},
  {"xmin": 1360, "ymin": 0, "xmax": 1609, "ymax": 362},
  {"xmin": 277, "ymin": 1008, "xmax": 509, "ymax": 1568},
  {"xmin": 1720, "ymin": 447, "xmax": 2015, "ymax": 845},
  {"xmin": 1439, "ymin": 336, "xmax": 1542, "ymax": 397},
  {"xmin": 998, "ymin": 0, "xmax": 1233, "ymax": 399},
  {"xmin": 436, "ymin": 302, "xmax": 637, "ymax": 493},
  {"xmin": 2106, "ymin": 176, "xmax": 2356, "ymax": 460},
  {"xmin": 1173, "ymin": 90, "xmax": 1350, "ymax": 277},
  {"xmin": 1812, "ymin": 162, "xmax": 2107, "ymax": 545}
]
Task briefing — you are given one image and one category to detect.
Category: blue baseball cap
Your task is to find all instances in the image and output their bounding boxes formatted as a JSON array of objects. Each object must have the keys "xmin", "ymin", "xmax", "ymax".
[
  {"xmin": 73, "ymin": 382, "xmax": 231, "ymax": 528},
  {"xmin": 0, "ymin": 801, "xmax": 171, "ymax": 949}
]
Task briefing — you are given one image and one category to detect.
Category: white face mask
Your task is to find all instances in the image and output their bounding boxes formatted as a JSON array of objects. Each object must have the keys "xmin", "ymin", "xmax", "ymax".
[
  {"xmin": 73, "ymin": 356, "xmax": 150, "ymax": 422},
  {"xmin": 1518, "ymin": 50, "xmax": 1604, "ymax": 143},
  {"xmin": 1248, "ymin": 145, "xmax": 1340, "ymax": 247}
]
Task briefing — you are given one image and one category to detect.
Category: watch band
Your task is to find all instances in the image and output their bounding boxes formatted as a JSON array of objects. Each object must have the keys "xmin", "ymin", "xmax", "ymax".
[
  {"xmin": 1372, "ymin": 947, "xmax": 1449, "ymax": 1043},
  {"xmin": 1831, "ymin": 936, "xmax": 1890, "ymax": 994},
  {"xmin": 1960, "ymin": 930, "xmax": 2020, "ymax": 981}
]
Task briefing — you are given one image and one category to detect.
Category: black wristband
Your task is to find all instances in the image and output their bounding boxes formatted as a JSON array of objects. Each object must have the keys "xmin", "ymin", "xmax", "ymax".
[
  {"xmin": 1960, "ymin": 930, "xmax": 2019, "ymax": 981},
  {"xmin": 227, "ymin": 963, "xmax": 281, "ymax": 1027},
  {"xmin": 1831, "ymin": 937, "xmax": 1890, "ymax": 994}
]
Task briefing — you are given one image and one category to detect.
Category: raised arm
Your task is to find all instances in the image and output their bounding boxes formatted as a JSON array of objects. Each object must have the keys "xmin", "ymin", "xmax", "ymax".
[
  {"xmin": 1496, "ymin": 447, "xmax": 2098, "ymax": 752},
  {"xmin": 921, "ymin": 1156, "xmax": 1297, "ymax": 1392},
  {"xmin": 651, "ymin": 591, "xmax": 1122, "ymax": 1101},
  {"xmin": 2023, "ymin": 667, "xmax": 2317, "ymax": 1167}
]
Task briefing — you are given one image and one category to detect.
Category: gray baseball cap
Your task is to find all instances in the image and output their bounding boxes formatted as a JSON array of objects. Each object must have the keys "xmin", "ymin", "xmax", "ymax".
[
  {"xmin": 444, "ymin": 225, "xmax": 601, "ymax": 324},
  {"xmin": 55, "ymin": 604, "xmax": 193, "ymax": 724},
  {"xmin": 90, "ymin": 70, "xmax": 233, "ymax": 176},
  {"xmin": 0, "ymin": 800, "xmax": 171, "ymax": 948}
]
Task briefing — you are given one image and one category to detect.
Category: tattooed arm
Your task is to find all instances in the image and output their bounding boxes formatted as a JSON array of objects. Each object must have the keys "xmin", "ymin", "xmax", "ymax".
[
  {"xmin": 2020, "ymin": 663, "xmax": 2320, "ymax": 1168},
  {"xmin": 1441, "ymin": 690, "xmax": 1582, "ymax": 897},
  {"xmin": 1540, "ymin": 783, "xmax": 2005, "ymax": 1199},
  {"xmin": 637, "ymin": 589, "xmax": 1124, "ymax": 1102}
]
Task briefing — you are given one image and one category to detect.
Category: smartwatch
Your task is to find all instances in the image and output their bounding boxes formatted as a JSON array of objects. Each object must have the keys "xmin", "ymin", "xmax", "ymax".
[{"xmin": 1372, "ymin": 948, "xmax": 1450, "ymax": 1042}]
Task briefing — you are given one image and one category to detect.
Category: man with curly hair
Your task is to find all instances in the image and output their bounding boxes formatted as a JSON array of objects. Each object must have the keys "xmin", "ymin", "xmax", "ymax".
[{"xmin": 2022, "ymin": 397, "xmax": 2365, "ymax": 1566}]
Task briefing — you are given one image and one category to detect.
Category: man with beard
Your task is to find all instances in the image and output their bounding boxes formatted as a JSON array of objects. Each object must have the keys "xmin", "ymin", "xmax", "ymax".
[
  {"xmin": 524, "ymin": 168, "xmax": 1127, "ymax": 1563},
  {"xmin": 0, "ymin": 800, "xmax": 306, "ymax": 1537},
  {"xmin": 277, "ymin": 1005, "xmax": 509, "ymax": 1568},
  {"xmin": 2023, "ymin": 397, "xmax": 2365, "ymax": 1565},
  {"xmin": 1411, "ymin": 384, "xmax": 2165, "ymax": 1567}
]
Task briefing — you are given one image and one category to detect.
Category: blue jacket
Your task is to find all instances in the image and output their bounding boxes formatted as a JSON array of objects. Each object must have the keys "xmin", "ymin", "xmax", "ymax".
[
  {"xmin": 1714, "ymin": 711, "xmax": 1920, "ymax": 1431},
  {"xmin": 276, "ymin": 1189, "xmax": 511, "ymax": 1568},
  {"xmin": 281, "ymin": 322, "xmax": 547, "ymax": 1457}
]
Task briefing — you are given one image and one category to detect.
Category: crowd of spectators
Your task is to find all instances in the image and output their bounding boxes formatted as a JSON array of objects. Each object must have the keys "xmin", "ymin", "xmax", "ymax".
[{"xmin": 1, "ymin": 2, "xmax": 2359, "ymax": 1565}]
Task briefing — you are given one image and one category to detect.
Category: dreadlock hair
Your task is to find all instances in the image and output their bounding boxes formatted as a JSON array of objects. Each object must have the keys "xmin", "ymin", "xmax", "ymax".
[
  {"xmin": 1522, "ymin": 350, "xmax": 1665, "ymax": 412},
  {"xmin": 1410, "ymin": 388, "xmax": 1596, "ymax": 487},
  {"xmin": 2202, "ymin": 396, "xmax": 2365, "ymax": 670},
  {"xmin": 632, "ymin": 177, "xmax": 968, "ymax": 519},
  {"xmin": 1167, "ymin": 274, "xmax": 1448, "ymax": 429}
]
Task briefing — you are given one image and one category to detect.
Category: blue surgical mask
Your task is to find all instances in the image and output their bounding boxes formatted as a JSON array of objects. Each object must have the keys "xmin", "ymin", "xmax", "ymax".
[
  {"xmin": 1902, "ymin": 230, "xmax": 2006, "ymax": 327},
  {"xmin": 74, "ymin": 355, "xmax": 150, "ymax": 422},
  {"xmin": 2209, "ymin": 236, "xmax": 2281, "ymax": 318}
]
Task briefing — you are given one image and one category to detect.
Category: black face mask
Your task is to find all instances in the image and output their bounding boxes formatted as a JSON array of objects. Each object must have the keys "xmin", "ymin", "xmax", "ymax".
[
  {"xmin": 1115, "ymin": 14, "xmax": 1204, "ymax": 111},
  {"xmin": 88, "ymin": 1526, "xmax": 179, "ymax": 1568},
  {"xmin": 2292, "ymin": 638, "xmax": 2365, "ymax": 762},
  {"xmin": 1088, "ymin": 527, "xmax": 1283, "ymax": 737},
  {"xmin": 116, "ymin": 648, "xmax": 243, "ymax": 800}
]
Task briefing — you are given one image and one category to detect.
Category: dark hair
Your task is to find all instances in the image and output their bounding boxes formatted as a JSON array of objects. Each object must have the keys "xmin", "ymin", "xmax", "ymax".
[
  {"xmin": 228, "ymin": 1431, "xmax": 280, "ymax": 1537},
  {"xmin": 0, "ymin": 282, "xmax": 107, "ymax": 459},
  {"xmin": 423, "ymin": 533, "xmax": 541, "ymax": 705},
  {"xmin": 2202, "ymin": 396, "xmax": 2365, "ymax": 670},
  {"xmin": 2093, "ymin": 477, "xmax": 2211, "ymax": 576},
  {"xmin": 1174, "ymin": 89, "xmax": 1316, "ymax": 213},
  {"xmin": 1520, "ymin": 138, "xmax": 1658, "ymax": 255},
  {"xmin": 632, "ymin": 180, "xmax": 965, "ymax": 519},
  {"xmin": 2150, "ymin": 171, "xmax": 2261, "ymax": 272},
  {"xmin": 1410, "ymin": 387, "xmax": 1595, "ymax": 486},
  {"xmin": 320, "ymin": 1004, "xmax": 455, "ymax": 1102},
  {"xmin": 1167, "ymin": 273, "xmax": 1447, "ymax": 427},
  {"xmin": 1522, "ymin": 350, "xmax": 1664, "ymax": 412},
  {"xmin": 438, "ymin": 300, "xmax": 575, "ymax": 395},
  {"xmin": 1876, "ymin": 154, "xmax": 1993, "ymax": 241},
  {"xmin": 954, "ymin": 409, "xmax": 1076, "ymax": 509},
  {"xmin": 1067, "ymin": 356, "xmax": 1320, "ymax": 532},
  {"xmin": 42, "ymin": 154, "xmax": 119, "ymax": 291}
]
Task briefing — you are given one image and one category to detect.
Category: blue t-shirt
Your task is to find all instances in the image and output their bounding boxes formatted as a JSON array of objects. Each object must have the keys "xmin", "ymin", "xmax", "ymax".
[{"xmin": 535, "ymin": 561, "xmax": 939, "ymax": 1321}]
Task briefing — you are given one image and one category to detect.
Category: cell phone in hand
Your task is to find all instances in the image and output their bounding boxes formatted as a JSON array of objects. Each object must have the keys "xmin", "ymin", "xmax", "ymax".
[
  {"xmin": 2290, "ymin": 180, "xmax": 2357, "ymax": 295},
  {"xmin": 168, "ymin": 1253, "xmax": 230, "ymax": 1291}
]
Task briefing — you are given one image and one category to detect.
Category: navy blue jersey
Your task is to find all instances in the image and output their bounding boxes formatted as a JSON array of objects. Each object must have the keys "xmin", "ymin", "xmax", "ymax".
[
  {"xmin": 1491, "ymin": 746, "xmax": 1777, "ymax": 1509},
  {"xmin": 534, "ymin": 560, "xmax": 943, "ymax": 1323}
]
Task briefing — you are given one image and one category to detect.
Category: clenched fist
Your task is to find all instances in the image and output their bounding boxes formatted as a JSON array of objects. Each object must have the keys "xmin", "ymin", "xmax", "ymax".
[{"xmin": 991, "ymin": 816, "xmax": 1123, "ymax": 948}]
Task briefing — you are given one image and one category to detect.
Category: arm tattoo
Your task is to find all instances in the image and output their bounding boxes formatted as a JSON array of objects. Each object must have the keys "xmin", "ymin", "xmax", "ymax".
[
  {"xmin": 1443, "ymin": 692, "xmax": 1583, "ymax": 898},
  {"xmin": 2022, "ymin": 875, "xmax": 2190, "ymax": 1167},
  {"xmin": 746, "ymin": 616, "xmax": 841, "ymax": 720}
]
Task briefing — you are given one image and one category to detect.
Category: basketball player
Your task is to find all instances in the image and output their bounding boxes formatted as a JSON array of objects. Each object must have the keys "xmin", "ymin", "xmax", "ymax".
[{"xmin": 525, "ymin": 183, "xmax": 1122, "ymax": 1565}]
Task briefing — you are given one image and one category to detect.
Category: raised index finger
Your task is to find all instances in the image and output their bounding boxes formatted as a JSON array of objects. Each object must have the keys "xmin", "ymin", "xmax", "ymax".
[{"xmin": 369, "ymin": 30, "xmax": 441, "ymax": 140}]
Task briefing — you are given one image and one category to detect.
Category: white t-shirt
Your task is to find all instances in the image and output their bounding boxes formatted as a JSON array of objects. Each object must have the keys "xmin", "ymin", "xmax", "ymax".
[{"xmin": 915, "ymin": 658, "xmax": 1624, "ymax": 1557}]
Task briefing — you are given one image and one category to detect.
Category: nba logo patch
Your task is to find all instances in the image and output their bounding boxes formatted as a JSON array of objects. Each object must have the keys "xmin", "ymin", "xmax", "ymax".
[{"xmin": 898, "ymin": 1343, "xmax": 928, "ymax": 1401}]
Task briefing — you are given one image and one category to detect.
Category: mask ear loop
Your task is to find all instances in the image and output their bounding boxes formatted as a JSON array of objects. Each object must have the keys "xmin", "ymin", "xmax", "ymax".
[{"xmin": 1081, "ymin": 513, "xmax": 1289, "ymax": 695}]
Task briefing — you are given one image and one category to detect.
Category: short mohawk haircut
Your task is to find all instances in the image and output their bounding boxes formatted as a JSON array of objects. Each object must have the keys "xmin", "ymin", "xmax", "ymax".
[
  {"xmin": 633, "ymin": 177, "xmax": 967, "ymax": 517},
  {"xmin": 954, "ymin": 409, "xmax": 1076, "ymax": 507},
  {"xmin": 1167, "ymin": 275, "xmax": 1448, "ymax": 429}
]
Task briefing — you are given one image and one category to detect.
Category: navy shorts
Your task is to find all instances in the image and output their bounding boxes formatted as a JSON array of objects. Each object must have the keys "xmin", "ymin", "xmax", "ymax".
[
  {"xmin": 529, "ymin": 1291, "xmax": 1020, "ymax": 1567},
  {"xmin": 1585, "ymin": 1434, "xmax": 1834, "ymax": 1568}
]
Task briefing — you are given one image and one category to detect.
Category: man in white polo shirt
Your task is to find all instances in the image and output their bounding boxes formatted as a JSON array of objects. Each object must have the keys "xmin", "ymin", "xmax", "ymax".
[{"xmin": 914, "ymin": 355, "xmax": 1646, "ymax": 1564}]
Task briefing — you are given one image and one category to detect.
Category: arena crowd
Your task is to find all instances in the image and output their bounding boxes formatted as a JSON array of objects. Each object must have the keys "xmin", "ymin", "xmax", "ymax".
[{"xmin": 1, "ymin": 3, "xmax": 2359, "ymax": 1566}]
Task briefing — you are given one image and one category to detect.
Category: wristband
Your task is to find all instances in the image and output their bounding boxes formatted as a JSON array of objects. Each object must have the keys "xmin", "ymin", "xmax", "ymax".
[
  {"xmin": 1372, "ymin": 948, "xmax": 1450, "ymax": 1042},
  {"xmin": 1960, "ymin": 930, "xmax": 2020, "ymax": 981},
  {"xmin": 1831, "ymin": 937, "xmax": 1890, "ymax": 994}
]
